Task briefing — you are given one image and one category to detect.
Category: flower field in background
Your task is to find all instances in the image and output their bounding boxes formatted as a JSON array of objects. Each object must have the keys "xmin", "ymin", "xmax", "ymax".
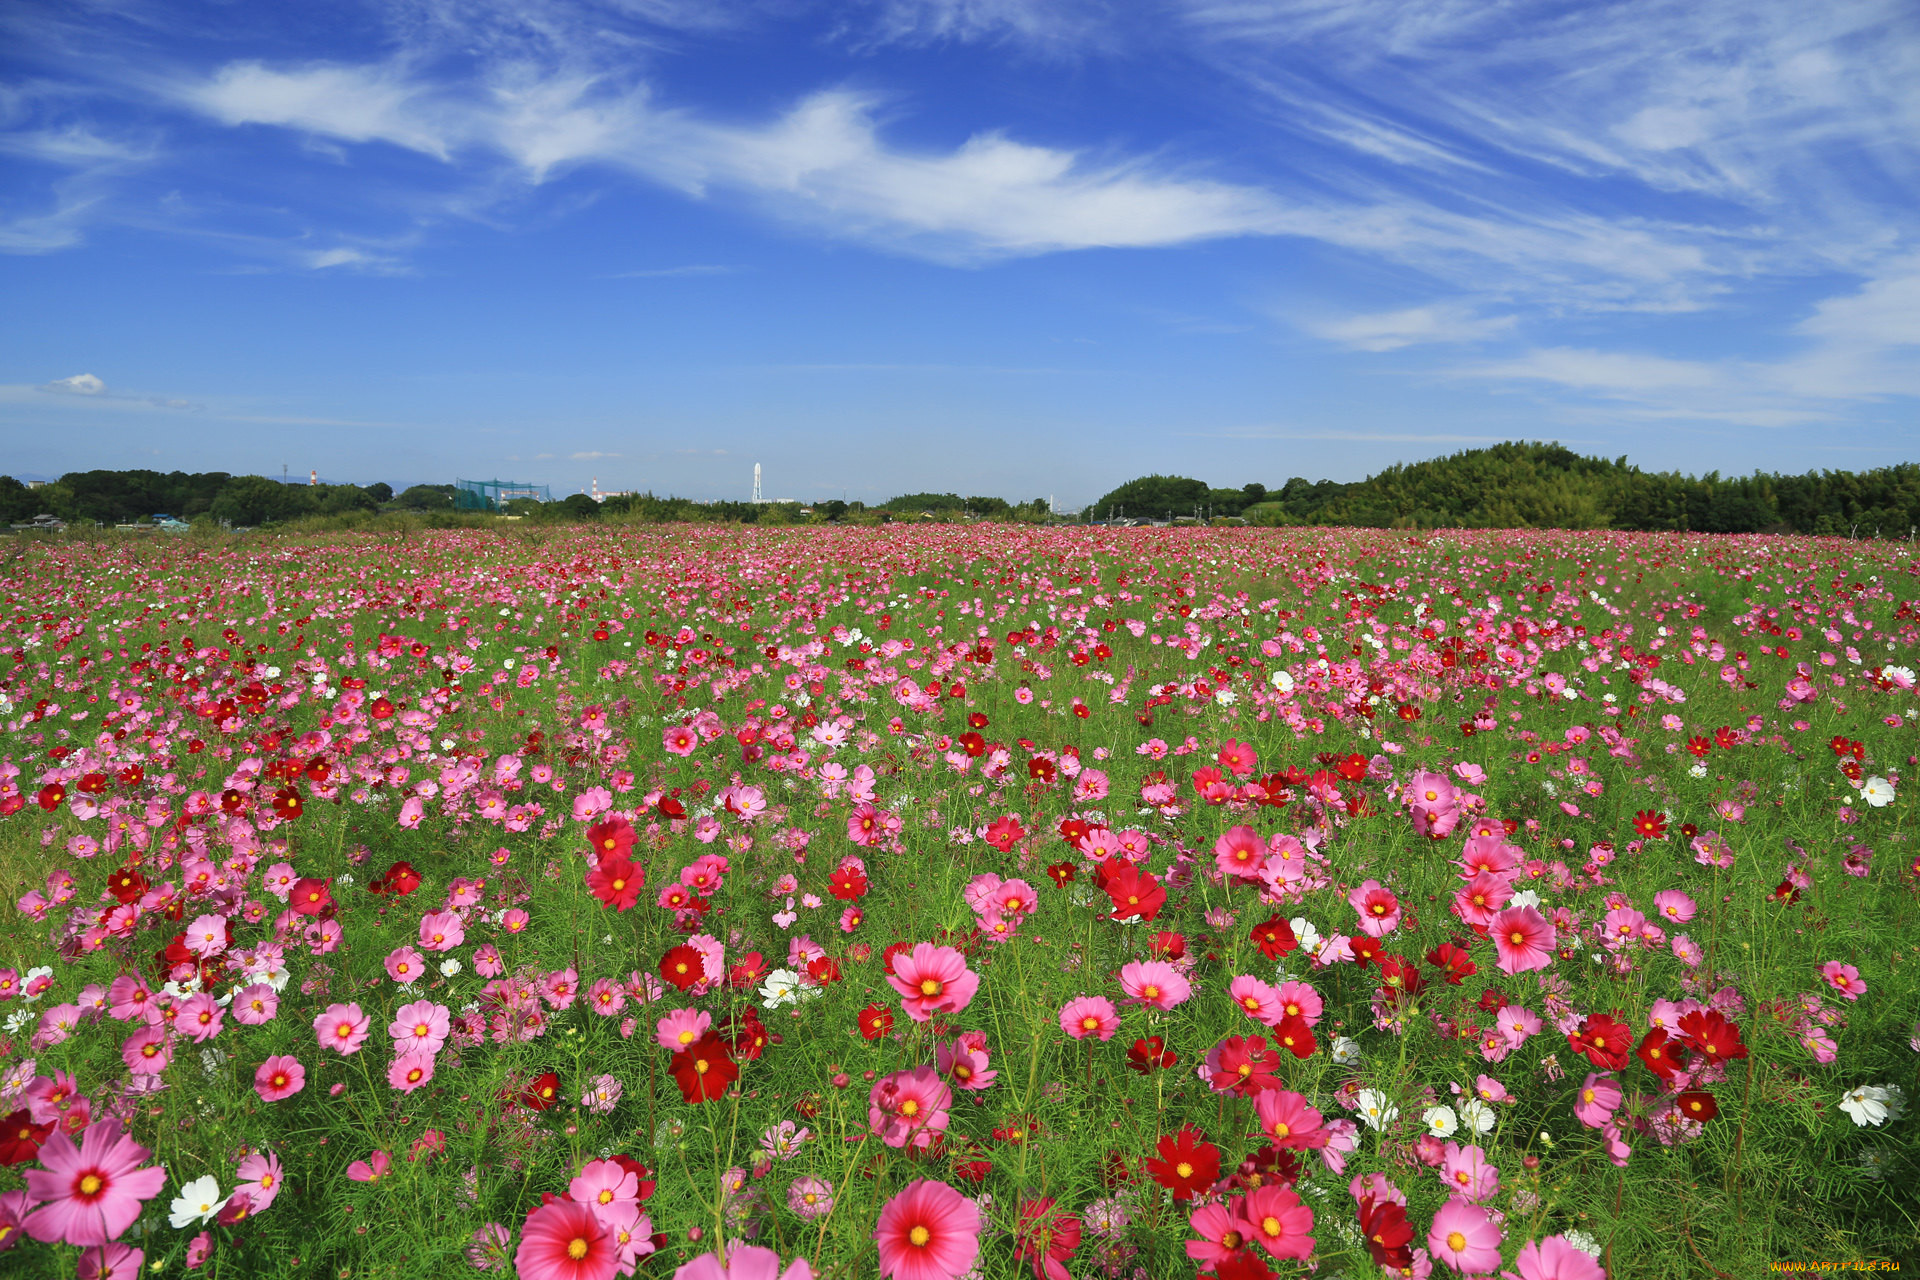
[{"xmin": 0, "ymin": 524, "xmax": 1914, "ymax": 1279}]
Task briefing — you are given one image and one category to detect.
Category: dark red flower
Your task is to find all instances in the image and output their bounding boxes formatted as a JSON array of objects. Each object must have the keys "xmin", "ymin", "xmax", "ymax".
[
  {"xmin": 521, "ymin": 1071, "xmax": 561, "ymax": 1111},
  {"xmin": 1347, "ymin": 935, "xmax": 1381, "ymax": 968},
  {"xmin": 1676, "ymin": 1090, "xmax": 1719, "ymax": 1122},
  {"xmin": 1424, "ymin": 943, "xmax": 1477, "ymax": 985},
  {"xmin": 1045, "ymin": 862, "xmax": 1077, "ymax": 888},
  {"xmin": 1676, "ymin": 1009, "xmax": 1748, "ymax": 1063},
  {"xmin": 1148, "ymin": 931, "xmax": 1186, "ymax": 961},
  {"xmin": 106, "ymin": 867, "xmax": 149, "ymax": 905},
  {"xmin": 1013, "ymin": 1198, "xmax": 1081, "ymax": 1280},
  {"xmin": 726, "ymin": 1008, "xmax": 769, "ymax": 1061},
  {"xmin": 0, "ymin": 1109, "xmax": 51, "ymax": 1165},
  {"xmin": 1249, "ymin": 916, "xmax": 1298, "ymax": 961},
  {"xmin": 1631, "ymin": 809, "xmax": 1668, "ymax": 839},
  {"xmin": 1103, "ymin": 865, "xmax": 1166, "ymax": 922},
  {"xmin": 587, "ymin": 855, "xmax": 644, "ymax": 911},
  {"xmin": 1358, "ymin": 1196, "xmax": 1414, "ymax": 1270},
  {"xmin": 828, "ymin": 865, "xmax": 869, "ymax": 901},
  {"xmin": 1636, "ymin": 1027, "xmax": 1682, "ymax": 1080},
  {"xmin": 858, "ymin": 1003, "xmax": 894, "ymax": 1041},
  {"xmin": 659, "ymin": 945, "xmax": 705, "ymax": 991},
  {"xmin": 670, "ymin": 1034, "xmax": 738, "ymax": 1103},
  {"xmin": 1568, "ymin": 1011, "xmax": 1633, "ymax": 1071},
  {"xmin": 1270, "ymin": 1015, "xmax": 1316, "ymax": 1060},
  {"xmin": 586, "ymin": 816, "xmax": 636, "ymax": 860},
  {"xmin": 657, "ymin": 795, "xmax": 687, "ymax": 820},
  {"xmin": 289, "ymin": 877, "xmax": 333, "ymax": 917},
  {"xmin": 1126, "ymin": 1035, "xmax": 1177, "ymax": 1074},
  {"xmin": 1144, "ymin": 1125, "xmax": 1219, "ymax": 1201}
]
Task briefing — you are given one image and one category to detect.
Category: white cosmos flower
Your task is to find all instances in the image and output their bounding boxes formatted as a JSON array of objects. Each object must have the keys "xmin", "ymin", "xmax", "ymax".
[
  {"xmin": 1214, "ymin": 688, "xmax": 1236, "ymax": 706},
  {"xmin": 1355, "ymin": 1089, "xmax": 1398, "ymax": 1131},
  {"xmin": 1839, "ymin": 1085, "xmax": 1893, "ymax": 1127},
  {"xmin": 1859, "ymin": 777, "xmax": 1895, "ymax": 808},
  {"xmin": 758, "ymin": 969, "xmax": 812, "ymax": 1010},
  {"xmin": 1330, "ymin": 1036, "xmax": 1362, "ymax": 1065},
  {"xmin": 1508, "ymin": 889, "xmax": 1542, "ymax": 910},
  {"xmin": 1459, "ymin": 1099, "xmax": 1497, "ymax": 1135},
  {"xmin": 170, "ymin": 1175, "xmax": 224, "ymax": 1229},
  {"xmin": 1270, "ymin": 670, "xmax": 1294, "ymax": 694},
  {"xmin": 1422, "ymin": 1105, "xmax": 1459, "ymax": 1138}
]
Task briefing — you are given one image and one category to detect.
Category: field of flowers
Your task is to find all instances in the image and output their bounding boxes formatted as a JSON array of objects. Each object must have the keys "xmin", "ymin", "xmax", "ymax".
[{"xmin": 0, "ymin": 523, "xmax": 1914, "ymax": 1280}]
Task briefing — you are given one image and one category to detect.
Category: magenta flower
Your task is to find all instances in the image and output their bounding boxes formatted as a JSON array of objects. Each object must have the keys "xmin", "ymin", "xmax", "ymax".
[
  {"xmin": 874, "ymin": 1178, "xmax": 980, "ymax": 1280},
  {"xmin": 868, "ymin": 1066, "xmax": 952, "ymax": 1151},
  {"xmin": 384, "ymin": 945, "xmax": 427, "ymax": 984},
  {"xmin": 315, "ymin": 1003, "xmax": 370, "ymax": 1055},
  {"xmin": 232, "ymin": 983, "xmax": 279, "ymax": 1026},
  {"xmin": 1118, "ymin": 960, "xmax": 1191, "ymax": 1010},
  {"xmin": 234, "ymin": 1151, "xmax": 284, "ymax": 1212},
  {"xmin": 674, "ymin": 1244, "xmax": 815, "ymax": 1279},
  {"xmin": 177, "ymin": 992, "xmax": 224, "ymax": 1043},
  {"xmin": 254, "ymin": 1055, "xmax": 305, "ymax": 1102},
  {"xmin": 1505, "ymin": 1234, "xmax": 1606, "ymax": 1280},
  {"xmin": 346, "ymin": 1151, "xmax": 392, "ymax": 1183},
  {"xmin": 1489, "ymin": 907, "xmax": 1557, "ymax": 976},
  {"xmin": 1572, "ymin": 1073, "xmax": 1621, "ymax": 1129},
  {"xmin": 389, "ymin": 1000, "xmax": 450, "ymax": 1055},
  {"xmin": 1238, "ymin": 1183, "xmax": 1315, "ymax": 1261},
  {"xmin": 120, "ymin": 1025, "xmax": 171, "ymax": 1075},
  {"xmin": 1255, "ymin": 1089, "xmax": 1326, "ymax": 1150},
  {"xmin": 418, "ymin": 910, "xmax": 465, "ymax": 952},
  {"xmin": 24, "ymin": 1120, "xmax": 168, "ymax": 1245},
  {"xmin": 1229, "ymin": 975, "xmax": 1284, "ymax": 1026},
  {"xmin": 885, "ymin": 944, "xmax": 979, "ymax": 1023},
  {"xmin": 388, "ymin": 1051, "xmax": 435, "ymax": 1094},
  {"xmin": 1348, "ymin": 880, "xmax": 1402, "ymax": 937},
  {"xmin": 1820, "ymin": 961, "xmax": 1868, "ymax": 1001},
  {"xmin": 1428, "ymin": 1198, "xmax": 1503, "ymax": 1274},
  {"xmin": 515, "ymin": 1198, "xmax": 614, "ymax": 1280},
  {"xmin": 1059, "ymin": 995, "xmax": 1120, "ymax": 1041},
  {"xmin": 935, "ymin": 1035, "xmax": 996, "ymax": 1092},
  {"xmin": 655, "ymin": 1008, "xmax": 712, "ymax": 1053},
  {"xmin": 1437, "ymin": 1142, "xmax": 1501, "ymax": 1202},
  {"xmin": 568, "ymin": 1158, "xmax": 639, "ymax": 1214}
]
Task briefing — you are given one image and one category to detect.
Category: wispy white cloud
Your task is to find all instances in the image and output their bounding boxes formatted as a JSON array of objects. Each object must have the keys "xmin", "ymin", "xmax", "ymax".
[
  {"xmin": 570, "ymin": 450, "xmax": 621, "ymax": 459},
  {"xmin": 39, "ymin": 372, "xmax": 104, "ymax": 395},
  {"xmin": 1308, "ymin": 303, "xmax": 1513, "ymax": 351},
  {"xmin": 609, "ymin": 263, "xmax": 743, "ymax": 277}
]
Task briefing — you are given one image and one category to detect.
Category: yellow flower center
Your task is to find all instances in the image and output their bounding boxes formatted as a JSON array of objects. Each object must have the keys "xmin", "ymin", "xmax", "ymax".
[
  {"xmin": 78, "ymin": 1174, "xmax": 103, "ymax": 1196},
  {"xmin": 1176, "ymin": 1161, "xmax": 1193, "ymax": 1178},
  {"xmin": 920, "ymin": 979, "xmax": 941, "ymax": 996},
  {"xmin": 1447, "ymin": 1231, "xmax": 1467, "ymax": 1252},
  {"xmin": 568, "ymin": 1238, "xmax": 589, "ymax": 1260},
  {"xmin": 909, "ymin": 1226, "xmax": 931, "ymax": 1247}
]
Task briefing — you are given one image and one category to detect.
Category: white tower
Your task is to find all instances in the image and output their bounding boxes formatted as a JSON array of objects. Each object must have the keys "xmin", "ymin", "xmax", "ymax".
[{"xmin": 751, "ymin": 463, "xmax": 763, "ymax": 504}]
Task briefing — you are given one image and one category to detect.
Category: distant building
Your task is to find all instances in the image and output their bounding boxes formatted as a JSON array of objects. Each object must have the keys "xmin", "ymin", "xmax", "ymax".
[{"xmin": 589, "ymin": 477, "xmax": 636, "ymax": 503}]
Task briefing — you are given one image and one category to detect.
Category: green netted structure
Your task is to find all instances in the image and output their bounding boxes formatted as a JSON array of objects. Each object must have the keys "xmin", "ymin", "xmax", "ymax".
[{"xmin": 454, "ymin": 478, "xmax": 552, "ymax": 511}]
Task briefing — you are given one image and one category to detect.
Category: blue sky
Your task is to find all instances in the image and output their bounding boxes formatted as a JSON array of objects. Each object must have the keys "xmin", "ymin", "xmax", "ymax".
[{"xmin": 2, "ymin": 0, "xmax": 1916, "ymax": 507}]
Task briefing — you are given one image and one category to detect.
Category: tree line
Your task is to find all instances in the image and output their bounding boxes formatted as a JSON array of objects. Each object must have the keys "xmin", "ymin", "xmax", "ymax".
[{"xmin": 1091, "ymin": 443, "xmax": 1920, "ymax": 538}]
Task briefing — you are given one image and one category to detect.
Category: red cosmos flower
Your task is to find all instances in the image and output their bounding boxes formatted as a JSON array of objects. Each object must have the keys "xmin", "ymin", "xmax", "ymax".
[
  {"xmin": 1103, "ymin": 865, "xmax": 1166, "ymax": 922},
  {"xmin": 1335, "ymin": 753, "xmax": 1368, "ymax": 782},
  {"xmin": 1686, "ymin": 735, "xmax": 1711, "ymax": 758},
  {"xmin": 659, "ymin": 945, "xmax": 705, "ymax": 992},
  {"xmin": 985, "ymin": 815, "xmax": 1028, "ymax": 852},
  {"xmin": 106, "ymin": 867, "xmax": 148, "ymax": 905},
  {"xmin": 1631, "ymin": 809, "xmax": 1668, "ymax": 838},
  {"xmin": 1145, "ymin": 1126, "xmax": 1220, "ymax": 1201},
  {"xmin": 1477, "ymin": 988, "xmax": 1509, "ymax": 1014},
  {"xmin": 1045, "ymin": 862, "xmax": 1076, "ymax": 888},
  {"xmin": 1148, "ymin": 931, "xmax": 1186, "ymax": 961},
  {"xmin": 1126, "ymin": 1036, "xmax": 1178, "ymax": 1074},
  {"xmin": 1206, "ymin": 1035, "xmax": 1281, "ymax": 1096},
  {"xmin": 1636, "ymin": 1027, "xmax": 1682, "ymax": 1080},
  {"xmin": 1347, "ymin": 935, "xmax": 1382, "ymax": 968},
  {"xmin": 1830, "ymin": 734, "xmax": 1854, "ymax": 756},
  {"xmin": 967, "ymin": 712, "xmax": 989, "ymax": 729},
  {"xmin": 726, "ymin": 1009, "xmax": 769, "ymax": 1061},
  {"xmin": 587, "ymin": 856, "xmax": 644, "ymax": 911},
  {"xmin": 1027, "ymin": 757, "xmax": 1056, "ymax": 784},
  {"xmin": 36, "ymin": 783, "xmax": 65, "ymax": 811},
  {"xmin": 520, "ymin": 1072, "xmax": 561, "ymax": 1111},
  {"xmin": 828, "ymin": 866, "xmax": 869, "ymax": 901},
  {"xmin": 1424, "ymin": 943, "xmax": 1477, "ymax": 985},
  {"xmin": 1271, "ymin": 1015, "xmax": 1316, "ymax": 1060},
  {"xmin": 0, "ymin": 1109, "xmax": 51, "ymax": 1165},
  {"xmin": 270, "ymin": 787, "xmax": 303, "ymax": 821},
  {"xmin": 1376, "ymin": 956, "xmax": 1424, "ymax": 1003},
  {"xmin": 669, "ymin": 1033, "xmax": 739, "ymax": 1104},
  {"xmin": 370, "ymin": 696, "xmax": 395, "ymax": 720},
  {"xmin": 1676, "ymin": 1009, "xmax": 1749, "ymax": 1062},
  {"xmin": 1058, "ymin": 817, "xmax": 1093, "ymax": 847},
  {"xmin": 76, "ymin": 772, "xmax": 109, "ymax": 795},
  {"xmin": 586, "ymin": 816, "xmax": 636, "ymax": 860},
  {"xmin": 858, "ymin": 1004, "xmax": 895, "ymax": 1041},
  {"xmin": 288, "ymin": 878, "xmax": 333, "ymax": 917},
  {"xmin": 807, "ymin": 956, "xmax": 842, "ymax": 985},
  {"xmin": 1714, "ymin": 726, "xmax": 1739, "ymax": 749},
  {"xmin": 1676, "ymin": 1091, "xmax": 1719, "ymax": 1122},
  {"xmin": 657, "ymin": 795, "xmax": 686, "ymax": 820},
  {"xmin": 378, "ymin": 861, "xmax": 422, "ymax": 896},
  {"xmin": 957, "ymin": 732, "xmax": 987, "ymax": 757},
  {"xmin": 1357, "ymin": 1196, "xmax": 1415, "ymax": 1270},
  {"xmin": 1249, "ymin": 917, "xmax": 1298, "ymax": 961},
  {"xmin": 1568, "ymin": 1012, "xmax": 1633, "ymax": 1071},
  {"xmin": 1013, "ymin": 1198, "xmax": 1081, "ymax": 1280}
]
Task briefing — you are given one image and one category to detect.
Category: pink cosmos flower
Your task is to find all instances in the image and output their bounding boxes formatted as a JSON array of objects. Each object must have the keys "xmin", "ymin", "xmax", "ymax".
[
  {"xmin": 254, "ymin": 1055, "xmax": 305, "ymax": 1102},
  {"xmin": 1572, "ymin": 1073, "xmax": 1621, "ymax": 1129},
  {"xmin": 1229, "ymin": 975, "xmax": 1285, "ymax": 1026},
  {"xmin": 1274, "ymin": 980, "xmax": 1324, "ymax": 1026},
  {"xmin": 121, "ymin": 1025, "xmax": 171, "ymax": 1075},
  {"xmin": 390, "ymin": 1000, "xmax": 451, "ymax": 1055},
  {"xmin": 418, "ymin": 910, "xmax": 464, "ymax": 952},
  {"xmin": 1820, "ymin": 962, "xmax": 1867, "ymax": 1001},
  {"xmin": 346, "ymin": 1151, "xmax": 392, "ymax": 1184},
  {"xmin": 1437, "ymin": 1143, "xmax": 1500, "ymax": 1202},
  {"xmin": 516, "ymin": 1198, "xmax": 615, "ymax": 1280},
  {"xmin": 232, "ymin": 983, "xmax": 278, "ymax": 1026},
  {"xmin": 1489, "ymin": 907, "xmax": 1556, "ymax": 976},
  {"xmin": 586, "ymin": 978, "xmax": 627, "ymax": 1018},
  {"xmin": 935, "ymin": 1036, "xmax": 996, "ymax": 1092},
  {"xmin": 183, "ymin": 913, "xmax": 229, "ymax": 957},
  {"xmin": 106, "ymin": 976, "xmax": 155, "ymax": 1023},
  {"xmin": 385, "ymin": 946, "xmax": 427, "ymax": 985},
  {"xmin": 1651, "ymin": 890, "xmax": 1696, "ymax": 924},
  {"xmin": 1349, "ymin": 880, "xmax": 1402, "ymax": 937},
  {"xmin": 568, "ymin": 1158, "xmax": 638, "ymax": 1215},
  {"xmin": 314, "ymin": 1003, "xmax": 370, "ymax": 1055},
  {"xmin": 388, "ymin": 1051, "xmax": 435, "ymax": 1094},
  {"xmin": 874, "ymin": 1178, "xmax": 981, "ymax": 1280},
  {"xmin": 24, "ymin": 1120, "xmax": 168, "ymax": 1245},
  {"xmin": 1238, "ymin": 1183, "xmax": 1315, "ymax": 1261},
  {"xmin": 1213, "ymin": 826, "xmax": 1267, "ymax": 881},
  {"xmin": 1505, "ymin": 1234, "xmax": 1606, "ymax": 1280},
  {"xmin": 885, "ymin": 944, "xmax": 979, "ymax": 1023},
  {"xmin": 1118, "ymin": 960, "xmax": 1191, "ymax": 1010},
  {"xmin": 1059, "ymin": 996, "xmax": 1120, "ymax": 1041},
  {"xmin": 175, "ymin": 993, "xmax": 224, "ymax": 1044},
  {"xmin": 868, "ymin": 1066, "xmax": 952, "ymax": 1151},
  {"xmin": 74, "ymin": 1241, "xmax": 143, "ymax": 1278},
  {"xmin": 1255, "ymin": 1089, "xmax": 1327, "ymax": 1150},
  {"xmin": 674, "ymin": 1244, "xmax": 814, "ymax": 1279},
  {"xmin": 1184, "ymin": 1202, "xmax": 1249, "ymax": 1268},
  {"xmin": 234, "ymin": 1151, "xmax": 284, "ymax": 1213},
  {"xmin": 656, "ymin": 1009, "xmax": 713, "ymax": 1053},
  {"xmin": 1428, "ymin": 1198, "xmax": 1503, "ymax": 1274}
]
